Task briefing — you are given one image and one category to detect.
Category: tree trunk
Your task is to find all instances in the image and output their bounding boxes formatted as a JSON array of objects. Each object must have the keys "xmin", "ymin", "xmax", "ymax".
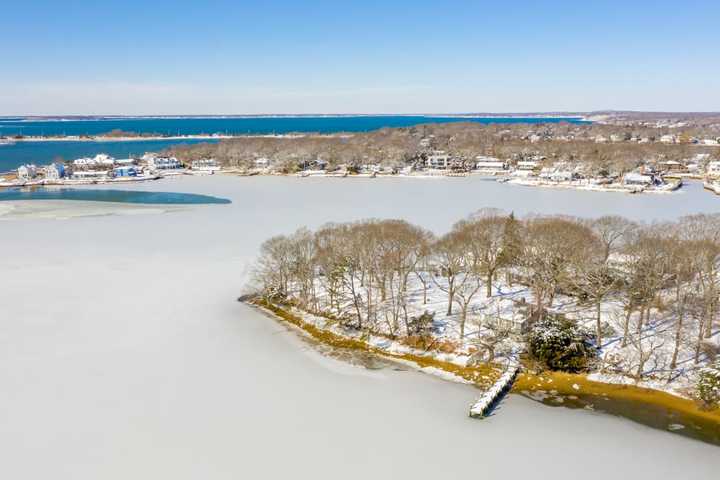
[
  {"xmin": 705, "ymin": 299, "xmax": 715, "ymax": 338},
  {"xmin": 621, "ymin": 305, "xmax": 633, "ymax": 347},
  {"xmin": 596, "ymin": 300, "xmax": 602, "ymax": 349},
  {"xmin": 670, "ymin": 287, "xmax": 685, "ymax": 370},
  {"xmin": 695, "ymin": 312, "xmax": 705, "ymax": 364},
  {"xmin": 446, "ymin": 280, "xmax": 455, "ymax": 316},
  {"xmin": 636, "ymin": 305, "xmax": 646, "ymax": 336}
]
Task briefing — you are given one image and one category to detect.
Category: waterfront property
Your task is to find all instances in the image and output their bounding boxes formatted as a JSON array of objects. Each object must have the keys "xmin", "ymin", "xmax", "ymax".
[
  {"xmin": 17, "ymin": 164, "xmax": 37, "ymax": 180},
  {"xmin": 425, "ymin": 151, "xmax": 453, "ymax": 169},
  {"xmin": 44, "ymin": 163, "xmax": 65, "ymax": 180},
  {"xmin": 145, "ymin": 154, "xmax": 183, "ymax": 171},
  {"xmin": 191, "ymin": 159, "xmax": 221, "ymax": 173},
  {"xmin": 475, "ymin": 156, "xmax": 507, "ymax": 173}
]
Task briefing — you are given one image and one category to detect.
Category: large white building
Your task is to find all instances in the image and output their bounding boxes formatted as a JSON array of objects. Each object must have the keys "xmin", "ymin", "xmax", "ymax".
[
  {"xmin": 425, "ymin": 151, "xmax": 451, "ymax": 169},
  {"xmin": 44, "ymin": 163, "xmax": 65, "ymax": 180},
  {"xmin": 475, "ymin": 155, "xmax": 507, "ymax": 172},
  {"xmin": 147, "ymin": 156, "xmax": 182, "ymax": 170},
  {"xmin": 73, "ymin": 154, "xmax": 116, "ymax": 168},
  {"xmin": 17, "ymin": 164, "xmax": 37, "ymax": 180},
  {"xmin": 191, "ymin": 159, "xmax": 220, "ymax": 172}
]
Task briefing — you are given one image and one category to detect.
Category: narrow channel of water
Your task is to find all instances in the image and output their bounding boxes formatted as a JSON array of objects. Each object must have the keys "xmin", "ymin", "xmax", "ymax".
[{"xmin": 0, "ymin": 187, "xmax": 231, "ymax": 204}]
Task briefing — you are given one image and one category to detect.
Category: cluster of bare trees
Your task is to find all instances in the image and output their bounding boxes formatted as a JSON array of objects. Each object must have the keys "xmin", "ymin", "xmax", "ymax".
[
  {"xmin": 166, "ymin": 122, "xmax": 720, "ymax": 175},
  {"xmin": 252, "ymin": 212, "xmax": 720, "ymax": 379}
]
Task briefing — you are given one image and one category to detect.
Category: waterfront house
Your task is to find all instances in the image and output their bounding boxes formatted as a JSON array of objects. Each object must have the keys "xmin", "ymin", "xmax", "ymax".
[
  {"xmin": 706, "ymin": 161, "xmax": 720, "ymax": 178},
  {"xmin": 254, "ymin": 157, "xmax": 270, "ymax": 169},
  {"xmin": 660, "ymin": 160, "xmax": 687, "ymax": 174},
  {"xmin": 475, "ymin": 156, "xmax": 507, "ymax": 173},
  {"xmin": 147, "ymin": 156, "xmax": 182, "ymax": 170},
  {"xmin": 426, "ymin": 151, "xmax": 451, "ymax": 169},
  {"xmin": 73, "ymin": 157, "xmax": 92, "ymax": 168},
  {"xmin": 191, "ymin": 159, "xmax": 221, "ymax": 172},
  {"xmin": 538, "ymin": 166, "xmax": 577, "ymax": 182},
  {"xmin": 95, "ymin": 153, "xmax": 115, "ymax": 165},
  {"xmin": 17, "ymin": 164, "xmax": 37, "ymax": 180},
  {"xmin": 73, "ymin": 154, "xmax": 115, "ymax": 169},
  {"xmin": 44, "ymin": 163, "xmax": 65, "ymax": 180},
  {"xmin": 113, "ymin": 166, "xmax": 138, "ymax": 177},
  {"xmin": 623, "ymin": 172, "xmax": 657, "ymax": 186},
  {"xmin": 516, "ymin": 160, "xmax": 539, "ymax": 171}
]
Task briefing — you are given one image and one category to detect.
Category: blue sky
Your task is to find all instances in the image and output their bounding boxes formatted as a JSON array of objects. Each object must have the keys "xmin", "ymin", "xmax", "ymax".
[{"xmin": 2, "ymin": 0, "xmax": 719, "ymax": 114}]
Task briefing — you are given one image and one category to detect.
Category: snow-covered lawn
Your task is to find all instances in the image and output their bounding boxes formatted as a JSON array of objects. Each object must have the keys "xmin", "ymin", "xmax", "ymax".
[{"xmin": 285, "ymin": 271, "xmax": 718, "ymax": 399}]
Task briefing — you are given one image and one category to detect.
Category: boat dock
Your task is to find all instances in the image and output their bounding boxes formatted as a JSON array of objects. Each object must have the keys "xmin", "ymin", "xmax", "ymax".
[{"xmin": 469, "ymin": 365, "xmax": 520, "ymax": 418}]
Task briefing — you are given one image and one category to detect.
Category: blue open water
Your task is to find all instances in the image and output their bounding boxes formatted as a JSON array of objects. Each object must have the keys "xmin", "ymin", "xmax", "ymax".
[
  {"xmin": 0, "ymin": 115, "xmax": 588, "ymax": 172},
  {"xmin": 0, "ymin": 139, "xmax": 217, "ymax": 173}
]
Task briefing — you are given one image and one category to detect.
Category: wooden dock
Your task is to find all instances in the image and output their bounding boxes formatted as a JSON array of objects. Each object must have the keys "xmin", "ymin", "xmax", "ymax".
[{"xmin": 469, "ymin": 365, "xmax": 520, "ymax": 419}]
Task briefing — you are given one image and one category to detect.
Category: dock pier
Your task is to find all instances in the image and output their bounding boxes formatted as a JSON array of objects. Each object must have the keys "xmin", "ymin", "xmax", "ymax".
[{"xmin": 469, "ymin": 365, "xmax": 520, "ymax": 419}]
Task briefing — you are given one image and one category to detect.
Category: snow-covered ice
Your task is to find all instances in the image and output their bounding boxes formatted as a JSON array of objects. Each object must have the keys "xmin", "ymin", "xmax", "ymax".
[{"xmin": 1, "ymin": 175, "xmax": 718, "ymax": 479}]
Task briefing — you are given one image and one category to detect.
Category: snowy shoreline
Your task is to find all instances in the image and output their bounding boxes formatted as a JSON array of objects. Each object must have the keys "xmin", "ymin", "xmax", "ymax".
[{"xmin": 247, "ymin": 298, "xmax": 720, "ymax": 442}]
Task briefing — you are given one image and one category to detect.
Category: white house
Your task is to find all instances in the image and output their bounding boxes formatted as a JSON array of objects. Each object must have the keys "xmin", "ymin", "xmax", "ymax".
[
  {"xmin": 706, "ymin": 161, "xmax": 720, "ymax": 178},
  {"xmin": 73, "ymin": 157, "xmax": 94, "ymax": 168},
  {"xmin": 147, "ymin": 156, "xmax": 182, "ymax": 170},
  {"xmin": 44, "ymin": 163, "xmax": 65, "ymax": 180},
  {"xmin": 516, "ymin": 160, "xmax": 539, "ymax": 171},
  {"xmin": 475, "ymin": 156, "xmax": 506, "ymax": 172},
  {"xmin": 624, "ymin": 172, "xmax": 655, "ymax": 186},
  {"xmin": 425, "ymin": 151, "xmax": 451, "ymax": 169},
  {"xmin": 660, "ymin": 134, "xmax": 677, "ymax": 144},
  {"xmin": 191, "ymin": 159, "xmax": 221, "ymax": 172},
  {"xmin": 254, "ymin": 157, "xmax": 270, "ymax": 169},
  {"xmin": 94, "ymin": 153, "xmax": 115, "ymax": 165},
  {"xmin": 17, "ymin": 164, "xmax": 37, "ymax": 180}
]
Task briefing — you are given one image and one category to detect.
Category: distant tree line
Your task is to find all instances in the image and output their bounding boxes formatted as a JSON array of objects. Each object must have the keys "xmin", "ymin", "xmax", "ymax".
[{"xmin": 166, "ymin": 122, "xmax": 720, "ymax": 175}]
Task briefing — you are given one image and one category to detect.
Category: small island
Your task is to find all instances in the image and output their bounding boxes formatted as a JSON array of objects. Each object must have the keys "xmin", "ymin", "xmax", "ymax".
[{"xmin": 243, "ymin": 210, "xmax": 720, "ymax": 444}]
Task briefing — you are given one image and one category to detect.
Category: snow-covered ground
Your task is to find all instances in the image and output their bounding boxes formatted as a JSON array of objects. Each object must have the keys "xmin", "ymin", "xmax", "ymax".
[
  {"xmin": 284, "ymin": 267, "xmax": 717, "ymax": 400},
  {"xmin": 1, "ymin": 175, "xmax": 719, "ymax": 479}
]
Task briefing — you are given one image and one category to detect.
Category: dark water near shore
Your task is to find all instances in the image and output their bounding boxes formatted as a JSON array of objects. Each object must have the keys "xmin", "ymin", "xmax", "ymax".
[{"xmin": 0, "ymin": 187, "xmax": 231, "ymax": 204}]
